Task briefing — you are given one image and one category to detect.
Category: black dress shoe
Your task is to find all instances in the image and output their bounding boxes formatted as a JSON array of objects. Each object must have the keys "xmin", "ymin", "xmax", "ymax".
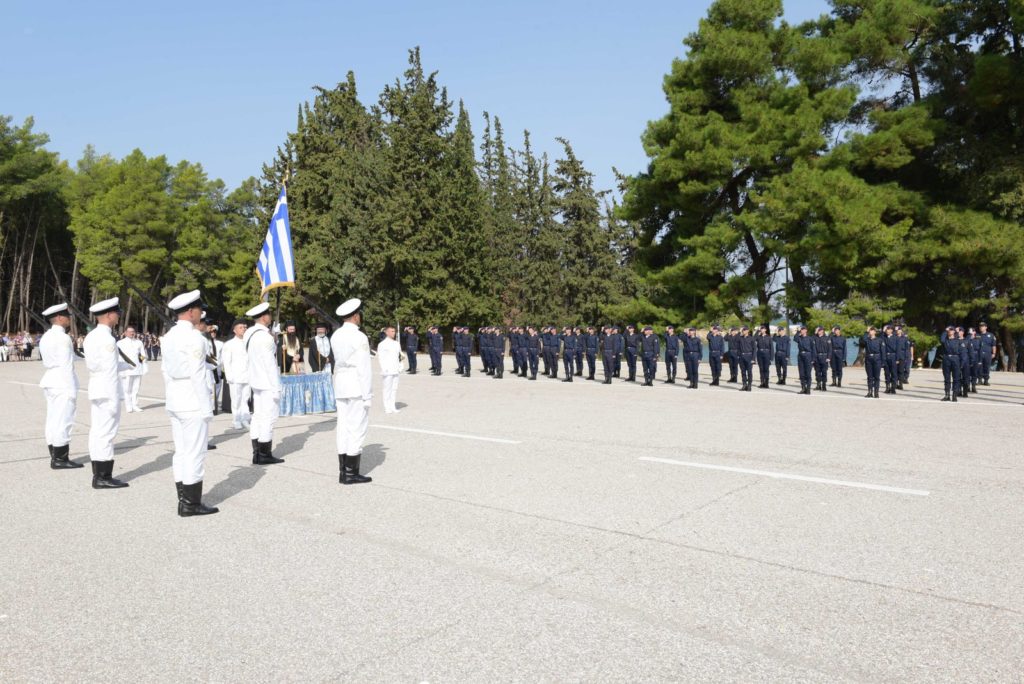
[
  {"xmin": 207, "ymin": 443, "xmax": 217, "ymax": 450},
  {"xmin": 178, "ymin": 481, "xmax": 219, "ymax": 517}
]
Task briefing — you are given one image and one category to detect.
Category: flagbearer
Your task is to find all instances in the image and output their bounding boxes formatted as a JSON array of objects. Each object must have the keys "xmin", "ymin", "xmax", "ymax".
[
  {"xmin": 84, "ymin": 297, "xmax": 132, "ymax": 489},
  {"xmin": 162, "ymin": 290, "xmax": 218, "ymax": 516},
  {"xmin": 39, "ymin": 303, "xmax": 83, "ymax": 469},
  {"xmin": 244, "ymin": 302, "xmax": 284, "ymax": 465},
  {"xmin": 331, "ymin": 298, "xmax": 373, "ymax": 485}
]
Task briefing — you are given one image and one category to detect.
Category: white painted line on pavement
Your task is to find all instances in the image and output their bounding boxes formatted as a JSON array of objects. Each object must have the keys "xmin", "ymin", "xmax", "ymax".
[
  {"xmin": 370, "ymin": 424, "xmax": 520, "ymax": 444},
  {"xmin": 639, "ymin": 456, "xmax": 930, "ymax": 496}
]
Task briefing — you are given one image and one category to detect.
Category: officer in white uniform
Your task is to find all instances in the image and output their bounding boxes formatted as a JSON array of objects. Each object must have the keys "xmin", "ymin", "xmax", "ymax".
[
  {"xmin": 221, "ymin": 319, "xmax": 251, "ymax": 430},
  {"xmin": 38, "ymin": 303, "xmax": 83, "ymax": 469},
  {"xmin": 377, "ymin": 325, "xmax": 403, "ymax": 414},
  {"xmin": 331, "ymin": 298, "xmax": 373, "ymax": 485},
  {"xmin": 244, "ymin": 302, "xmax": 284, "ymax": 464},
  {"xmin": 211, "ymin": 325, "xmax": 225, "ymax": 411},
  {"xmin": 116, "ymin": 326, "xmax": 147, "ymax": 412},
  {"xmin": 84, "ymin": 297, "xmax": 132, "ymax": 489},
  {"xmin": 161, "ymin": 290, "xmax": 218, "ymax": 517}
]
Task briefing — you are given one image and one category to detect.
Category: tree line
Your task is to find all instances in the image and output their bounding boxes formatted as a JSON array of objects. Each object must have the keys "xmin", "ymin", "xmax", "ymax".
[{"xmin": 2, "ymin": 1, "xmax": 1023, "ymax": 365}]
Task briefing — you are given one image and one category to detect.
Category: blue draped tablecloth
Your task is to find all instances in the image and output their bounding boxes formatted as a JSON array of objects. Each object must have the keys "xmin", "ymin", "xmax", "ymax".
[{"xmin": 280, "ymin": 372, "xmax": 336, "ymax": 416}]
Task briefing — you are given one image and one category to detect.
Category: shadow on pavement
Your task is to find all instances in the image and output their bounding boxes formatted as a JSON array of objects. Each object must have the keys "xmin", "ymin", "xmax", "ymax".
[
  {"xmin": 275, "ymin": 419, "xmax": 334, "ymax": 458},
  {"xmin": 204, "ymin": 465, "xmax": 267, "ymax": 506},
  {"xmin": 119, "ymin": 450, "xmax": 172, "ymax": 482},
  {"xmin": 361, "ymin": 443, "xmax": 388, "ymax": 474}
]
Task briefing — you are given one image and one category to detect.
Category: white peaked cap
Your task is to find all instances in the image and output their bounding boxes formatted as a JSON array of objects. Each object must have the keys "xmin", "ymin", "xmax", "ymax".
[
  {"xmin": 336, "ymin": 298, "xmax": 361, "ymax": 317},
  {"xmin": 167, "ymin": 290, "xmax": 202, "ymax": 313},
  {"xmin": 246, "ymin": 302, "xmax": 271, "ymax": 317},
  {"xmin": 89, "ymin": 297, "xmax": 120, "ymax": 314},
  {"xmin": 41, "ymin": 303, "xmax": 69, "ymax": 318}
]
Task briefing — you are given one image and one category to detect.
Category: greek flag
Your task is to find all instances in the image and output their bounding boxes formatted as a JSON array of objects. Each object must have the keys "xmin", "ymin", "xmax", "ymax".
[{"xmin": 257, "ymin": 187, "xmax": 296, "ymax": 295}]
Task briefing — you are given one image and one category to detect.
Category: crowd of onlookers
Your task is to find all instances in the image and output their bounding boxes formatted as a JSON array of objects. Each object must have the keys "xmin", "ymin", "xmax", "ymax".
[
  {"xmin": 0, "ymin": 329, "xmax": 161, "ymax": 362},
  {"xmin": 0, "ymin": 331, "xmax": 40, "ymax": 361}
]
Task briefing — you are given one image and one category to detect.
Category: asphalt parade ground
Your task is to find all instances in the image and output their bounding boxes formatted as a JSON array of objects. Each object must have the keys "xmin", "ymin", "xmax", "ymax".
[{"xmin": 2, "ymin": 358, "xmax": 1023, "ymax": 682}]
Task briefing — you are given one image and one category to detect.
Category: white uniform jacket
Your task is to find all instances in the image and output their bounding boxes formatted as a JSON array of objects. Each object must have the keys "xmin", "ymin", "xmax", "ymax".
[
  {"xmin": 39, "ymin": 325, "xmax": 79, "ymax": 391},
  {"xmin": 161, "ymin": 321, "xmax": 213, "ymax": 415},
  {"xmin": 84, "ymin": 324, "xmax": 131, "ymax": 400},
  {"xmin": 331, "ymin": 322, "xmax": 372, "ymax": 400},
  {"xmin": 116, "ymin": 337, "xmax": 147, "ymax": 377},
  {"xmin": 244, "ymin": 324, "xmax": 280, "ymax": 392},
  {"xmin": 221, "ymin": 337, "xmax": 249, "ymax": 384},
  {"xmin": 376, "ymin": 337, "xmax": 402, "ymax": 376}
]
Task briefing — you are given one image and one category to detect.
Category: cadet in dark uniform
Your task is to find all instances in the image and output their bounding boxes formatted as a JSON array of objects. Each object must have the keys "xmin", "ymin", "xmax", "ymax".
[
  {"xmin": 602, "ymin": 326, "xmax": 621, "ymax": 384},
  {"xmin": 940, "ymin": 326, "xmax": 962, "ymax": 402},
  {"xmin": 978, "ymin": 322, "xmax": 995, "ymax": 384},
  {"xmin": 663, "ymin": 326, "xmax": 679, "ymax": 384},
  {"xmin": 829, "ymin": 326, "xmax": 846, "ymax": 388},
  {"xmin": 795, "ymin": 326, "xmax": 814, "ymax": 395},
  {"xmin": 755, "ymin": 325, "xmax": 772, "ymax": 388},
  {"xmin": 707, "ymin": 326, "xmax": 724, "ymax": 385},
  {"xmin": 545, "ymin": 327, "xmax": 560, "ymax": 378},
  {"xmin": 737, "ymin": 326, "xmax": 755, "ymax": 391},
  {"xmin": 725, "ymin": 327, "xmax": 739, "ymax": 383},
  {"xmin": 894, "ymin": 326, "xmax": 909, "ymax": 388},
  {"xmin": 624, "ymin": 325, "xmax": 639, "ymax": 382},
  {"xmin": 773, "ymin": 326, "xmax": 790, "ymax": 384},
  {"xmin": 584, "ymin": 326, "xmax": 598, "ymax": 380},
  {"xmin": 683, "ymin": 327, "xmax": 702, "ymax": 389},
  {"xmin": 509, "ymin": 326, "xmax": 521, "ymax": 376},
  {"xmin": 612, "ymin": 326, "xmax": 623, "ymax": 377},
  {"xmin": 492, "ymin": 327, "xmax": 505, "ymax": 379},
  {"xmin": 404, "ymin": 326, "xmax": 419, "ymax": 374},
  {"xmin": 861, "ymin": 327, "xmax": 883, "ymax": 398},
  {"xmin": 956, "ymin": 327, "xmax": 971, "ymax": 397},
  {"xmin": 428, "ymin": 326, "xmax": 443, "ymax": 375},
  {"xmin": 526, "ymin": 327, "xmax": 541, "ymax": 380},
  {"xmin": 573, "ymin": 326, "xmax": 585, "ymax": 376},
  {"xmin": 561, "ymin": 327, "xmax": 576, "ymax": 382},
  {"xmin": 967, "ymin": 328, "xmax": 982, "ymax": 393},
  {"xmin": 640, "ymin": 326, "xmax": 659, "ymax": 386},
  {"xmin": 811, "ymin": 327, "xmax": 830, "ymax": 391},
  {"xmin": 881, "ymin": 325, "xmax": 899, "ymax": 393}
]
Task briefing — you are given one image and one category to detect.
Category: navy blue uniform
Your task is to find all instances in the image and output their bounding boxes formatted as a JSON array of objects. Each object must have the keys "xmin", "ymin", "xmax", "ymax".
[
  {"xmin": 755, "ymin": 333, "xmax": 772, "ymax": 386},
  {"xmin": 862, "ymin": 335, "xmax": 883, "ymax": 396},
  {"xmin": 602, "ymin": 333, "xmax": 622, "ymax": 382},
  {"xmin": 428, "ymin": 331, "xmax": 443, "ymax": 374},
  {"xmin": 796, "ymin": 334, "xmax": 814, "ymax": 392},
  {"xmin": 493, "ymin": 331, "xmax": 505, "ymax": 378},
  {"xmin": 405, "ymin": 332, "xmax": 419, "ymax": 373},
  {"xmin": 829, "ymin": 334, "xmax": 846, "ymax": 385},
  {"xmin": 978, "ymin": 331, "xmax": 995, "ymax": 382},
  {"xmin": 940, "ymin": 333, "xmax": 963, "ymax": 400},
  {"xmin": 509, "ymin": 331, "xmax": 521, "ymax": 375},
  {"xmin": 737, "ymin": 335, "xmax": 755, "ymax": 389},
  {"xmin": 584, "ymin": 333, "xmax": 598, "ymax": 379},
  {"xmin": 958, "ymin": 334, "xmax": 971, "ymax": 396},
  {"xmin": 896, "ymin": 334, "xmax": 910, "ymax": 384},
  {"xmin": 683, "ymin": 335, "xmax": 702, "ymax": 388},
  {"xmin": 725, "ymin": 333, "xmax": 739, "ymax": 382},
  {"xmin": 640, "ymin": 333, "xmax": 659, "ymax": 384},
  {"xmin": 542, "ymin": 331, "xmax": 557, "ymax": 377},
  {"xmin": 882, "ymin": 333, "xmax": 899, "ymax": 391},
  {"xmin": 707, "ymin": 332, "xmax": 724, "ymax": 384},
  {"xmin": 967, "ymin": 335, "xmax": 981, "ymax": 392},
  {"xmin": 773, "ymin": 334, "xmax": 790, "ymax": 383},
  {"xmin": 663, "ymin": 333, "xmax": 679, "ymax": 382},
  {"xmin": 527, "ymin": 333, "xmax": 541, "ymax": 378},
  {"xmin": 561, "ymin": 333, "xmax": 577, "ymax": 380},
  {"xmin": 624, "ymin": 331, "xmax": 640, "ymax": 381}
]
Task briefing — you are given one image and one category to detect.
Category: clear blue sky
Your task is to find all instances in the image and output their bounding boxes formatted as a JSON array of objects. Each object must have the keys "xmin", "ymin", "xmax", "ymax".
[{"xmin": 2, "ymin": 0, "xmax": 831, "ymax": 195}]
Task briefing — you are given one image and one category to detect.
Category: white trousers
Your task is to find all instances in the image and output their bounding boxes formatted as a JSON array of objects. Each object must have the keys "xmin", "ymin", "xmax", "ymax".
[
  {"xmin": 44, "ymin": 388, "xmax": 77, "ymax": 447},
  {"xmin": 229, "ymin": 382, "xmax": 252, "ymax": 427},
  {"xmin": 381, "ymin": 374, "xmax": 399, "ymax": 413},
  {"xmin": 250, "ymin": 389, "xmax": 279, "ymax": 443},
  {"xmin": 121, "ymin": 375, "xmax": 141, "ymax": 411},
  {"xmin": 0, "ymin": 346, "xmax": 8, "ymax": 361},
  {"xmin": 88, "ymin": 398, "xmax": 121, "ymax": 462},
  {"xmin": 169, "ymin": 410, "xmax": 210, "ymax": 485},
  {"xmin": 336, "ymin": 398, "xmax": 369, "ymax": 455}
]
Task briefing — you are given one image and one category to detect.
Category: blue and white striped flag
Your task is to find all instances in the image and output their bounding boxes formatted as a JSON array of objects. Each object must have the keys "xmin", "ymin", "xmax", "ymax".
[{"xmin": 257, "ymin": 187, "xmax": 296, "ymax": 295}]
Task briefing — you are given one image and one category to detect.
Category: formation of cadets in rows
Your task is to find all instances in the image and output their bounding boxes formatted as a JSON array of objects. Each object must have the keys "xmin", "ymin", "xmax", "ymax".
[
  {"xmin": 400, "ymin": 322, "xmax": 996, "ymax": 400},
  {"xmin": 36, "ymin": 293, "xmax": 378, "ymax": 520}
]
